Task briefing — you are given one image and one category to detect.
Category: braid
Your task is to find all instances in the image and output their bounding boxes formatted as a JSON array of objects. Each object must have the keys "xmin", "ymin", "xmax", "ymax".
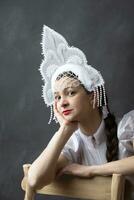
[
  {"xmin": 98, "ymin": 87, "xmax": 119, "ymax": 162},
  {"xmin": 104, "ymin": 107, "xmax": 119, "ymax": 162}
]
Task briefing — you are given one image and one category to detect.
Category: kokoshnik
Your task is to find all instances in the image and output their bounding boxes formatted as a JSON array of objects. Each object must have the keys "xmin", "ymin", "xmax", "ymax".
[{"xmin": 39, "ymin": 25, "xmax": 108, "ymax": 124}]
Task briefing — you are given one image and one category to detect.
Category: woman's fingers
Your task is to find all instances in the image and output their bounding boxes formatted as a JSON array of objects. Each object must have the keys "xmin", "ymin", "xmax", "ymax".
[
  {"xmin": 57, "ymin": 164, "xmax": 93, "ymax": 178},
  {"xmin": 57, "ymin": 164, "xmax": 78, "ymax": 177},
  {"xmin": 53, "ymin": 101, "xmax": 57, "ymax": 113},
  {"xmin": 53, "ymin": 101, "xmax": 59, "ymax": 117},
  {"xmin": 53, "ymin": 101, "xmax": 66, "ymax": 125}
]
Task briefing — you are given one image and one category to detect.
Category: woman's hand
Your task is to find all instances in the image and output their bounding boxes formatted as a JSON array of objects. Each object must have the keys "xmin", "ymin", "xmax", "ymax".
[
  {"xmin": 57, "ymin": 164, "xmax": 94, "ymax": 178},
  {"xmin": 53, "ymin": 101, "xmax": 78, "ymax": 134}
]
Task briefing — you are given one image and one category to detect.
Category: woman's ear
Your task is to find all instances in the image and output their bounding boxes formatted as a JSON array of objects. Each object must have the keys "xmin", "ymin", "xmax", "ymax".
[
  {"xmin": 88, "ymin": 92, "xmax": 97, "ymax": 108},
  {"xmin": 88, "ymin": 92, "xmax": 94, "ymax": 104}
]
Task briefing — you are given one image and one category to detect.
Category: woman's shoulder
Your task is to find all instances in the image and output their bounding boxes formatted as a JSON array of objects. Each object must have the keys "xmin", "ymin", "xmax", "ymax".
[
  {"xmin": 118, "ymin": 110, "xmax": 134, "ymax": 140},
  {"xmin": 117, "ymin": 110, "xmax": 134, "ymax": 154}
]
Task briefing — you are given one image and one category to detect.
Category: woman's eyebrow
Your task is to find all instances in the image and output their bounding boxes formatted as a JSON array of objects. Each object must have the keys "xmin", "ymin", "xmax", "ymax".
[
  {"xmin": 54, "ymin": 91, "xmax": 59, "ymax": 95},
  {"xmin": 54, "ymin": 86, "xmax": 75, "ymax": 94}
]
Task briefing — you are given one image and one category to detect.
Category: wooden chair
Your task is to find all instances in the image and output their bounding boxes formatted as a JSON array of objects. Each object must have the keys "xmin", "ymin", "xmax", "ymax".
[{"xmin": 21, "ymin": 164, "xmax": 125, "ymax": 200}]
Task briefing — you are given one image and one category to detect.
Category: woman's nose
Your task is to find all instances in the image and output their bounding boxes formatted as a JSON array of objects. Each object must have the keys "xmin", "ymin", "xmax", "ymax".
[{"xmin": 60, "ymin": 97, "xmax": 69, "ymax": 108}]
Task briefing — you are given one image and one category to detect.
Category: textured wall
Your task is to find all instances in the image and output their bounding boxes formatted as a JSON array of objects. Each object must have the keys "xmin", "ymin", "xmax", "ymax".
[{"xmin": 0, "ymin": 0, "xmax": 134, "ymax": 199}]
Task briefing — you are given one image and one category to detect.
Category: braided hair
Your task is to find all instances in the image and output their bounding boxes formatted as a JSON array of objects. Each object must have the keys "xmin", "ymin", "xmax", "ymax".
[
  {"xmin": 103, "ymin": 105, "xmax": 119, "ymax": 162},
  {"xmin": 97, "ymin": 85, "xmax": 119, "ymax": 162}
]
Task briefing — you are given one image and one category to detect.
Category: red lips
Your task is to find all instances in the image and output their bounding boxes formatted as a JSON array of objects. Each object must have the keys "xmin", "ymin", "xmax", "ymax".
[{"xmin": 62, "ymin": 109, "xmax": 73, "ymax": 115}]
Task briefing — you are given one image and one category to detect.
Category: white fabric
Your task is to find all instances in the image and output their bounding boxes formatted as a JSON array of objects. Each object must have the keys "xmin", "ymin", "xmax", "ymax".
[
  {"xmin": 62, "ymin": 120, "xmax": 107, "ymax": 165},
  {"xmin": 61, "ymin": 110, "xmax": 134, "ymax": 164},
  {"xmin": 39, "ymin": 25, "xmax": 105, "ymax": 107},
  {"xmin": 118, "ymin": 110, "xmax": 134, "ymax": 158},
  {"xmin": 61, "ymin": 110, "xmax": 134, "ymax": 200},
  {"xmin": 51, "ymin": 63, "xmax": 104, "ymax": 93}
]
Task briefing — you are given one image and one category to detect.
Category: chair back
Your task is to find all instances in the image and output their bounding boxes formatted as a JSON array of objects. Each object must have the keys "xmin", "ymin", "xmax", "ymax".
[{"xmin": 21, "ymin": 164, "xmax": 125, "ymax": 200}]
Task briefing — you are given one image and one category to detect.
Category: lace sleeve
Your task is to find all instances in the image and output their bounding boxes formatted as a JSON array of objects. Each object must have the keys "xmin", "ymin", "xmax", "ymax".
[{"xmin": 118, "ymin": 110, "xmax": 134, "ymax": 153}]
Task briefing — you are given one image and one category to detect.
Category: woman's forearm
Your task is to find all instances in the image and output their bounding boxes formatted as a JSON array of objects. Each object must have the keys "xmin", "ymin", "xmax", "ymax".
[
  {"xmin": 91, "ymin": 156, "xmax": 134, "ymax": 176},
  {"xmin": 28, "ymin": 126, "xmax": 72, "ymax": 189}
]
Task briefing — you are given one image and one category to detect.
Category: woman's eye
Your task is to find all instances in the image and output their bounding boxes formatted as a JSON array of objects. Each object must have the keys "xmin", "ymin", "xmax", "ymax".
[
  {"xmin": 54, "ymin": 96, "xmax": 61, "ymax": 100},
  {"xmin": 68, "ymin": 91, "xmax": 75, "ymax": 96}
]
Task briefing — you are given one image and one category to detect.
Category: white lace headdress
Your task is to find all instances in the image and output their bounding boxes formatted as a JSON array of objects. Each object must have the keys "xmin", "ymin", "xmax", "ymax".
[{"xmin": 39, "ymin": 25, "xmax": 108, "ymax": 124}]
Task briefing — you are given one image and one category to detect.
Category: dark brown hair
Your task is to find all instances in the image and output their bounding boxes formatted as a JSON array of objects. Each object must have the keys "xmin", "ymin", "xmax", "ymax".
[{"xmin": 103, "ymin": 105, "xmax": 119, "ymax": 162}]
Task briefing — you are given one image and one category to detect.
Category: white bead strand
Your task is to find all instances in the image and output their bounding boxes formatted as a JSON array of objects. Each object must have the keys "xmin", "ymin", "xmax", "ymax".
[
  {"xmin": 93, "ymin": 89, "xmax": 96, "ymax": 109},
  {"xmin": 99, "ymin": 85, "xmax": 102, "ymax": 107},
  {"xmin": 48, "ymin": 105, "xmax": 53, "ymax": 124},
  {"xmin": 96, "ymin": 86, "xmax": 100, "ymax": 107},
  {"xmin": 102, "ymin": 85, "xmax": 107, "ymax": 106}
]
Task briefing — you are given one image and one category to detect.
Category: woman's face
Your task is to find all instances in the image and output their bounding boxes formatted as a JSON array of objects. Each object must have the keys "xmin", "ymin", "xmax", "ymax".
[{"xmin": 53, "ymin": 76, "xmax": 93, "ymax": 122}]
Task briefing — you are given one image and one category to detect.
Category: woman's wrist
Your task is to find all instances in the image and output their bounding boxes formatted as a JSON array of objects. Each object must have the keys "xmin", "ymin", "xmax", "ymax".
[
  {"xmin": 89, "ymin": 164, "xmax": 113, "ymax": 176},
  {"xmin": 58, "ymin": 124, "xmax": 74, "ymax": 136},
  {"xmin": 88, "ymin": 165, "xmax": 100, "ymax": 176}
]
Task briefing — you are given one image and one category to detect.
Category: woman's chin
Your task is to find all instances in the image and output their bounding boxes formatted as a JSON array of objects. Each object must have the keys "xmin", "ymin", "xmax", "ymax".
[{"xmin": 64, "ymin": 114, "xmax": 78, "ymax": 122}]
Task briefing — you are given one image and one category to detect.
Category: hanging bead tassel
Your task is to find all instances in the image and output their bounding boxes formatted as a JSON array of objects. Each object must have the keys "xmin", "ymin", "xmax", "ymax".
[
  {"xmin": 93, "ymin": 89, "xmax": 96, "ymax": 109},
  {"xmin": 48, "ymin": 105, "xmax": 53, "ymax": 124},
  {"xmin": 99, "ymin": 85, "xmax": 102, "ymax": 107},
  {"xmin": 102, "ymin": 85, "xmax": 107, "ymax": 106},
  {"xmin": 96, "ymin": 86, "xmax": 100, "ymax": 107}
]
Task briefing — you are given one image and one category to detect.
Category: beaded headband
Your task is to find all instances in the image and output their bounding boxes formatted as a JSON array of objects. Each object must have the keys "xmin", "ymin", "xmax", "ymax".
[{"xmin": 39, "ymin": 25, "xmax": 108, "ymax": 124}]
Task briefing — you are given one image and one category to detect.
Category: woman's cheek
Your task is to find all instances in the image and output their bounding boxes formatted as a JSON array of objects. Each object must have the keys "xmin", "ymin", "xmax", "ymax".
[{"xmin": 56, "ymin": 104, "xmax": 61, "ymax": 113}]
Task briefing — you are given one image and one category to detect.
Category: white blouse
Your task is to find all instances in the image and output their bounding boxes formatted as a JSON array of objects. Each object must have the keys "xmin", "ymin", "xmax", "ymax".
[
  {"xmin": 61, "ymin": 110, "xmax": 134, "ymax": 200},
  {"xmin": 61, "ymin": 110, "xmax": 134, "ymax": 165}
]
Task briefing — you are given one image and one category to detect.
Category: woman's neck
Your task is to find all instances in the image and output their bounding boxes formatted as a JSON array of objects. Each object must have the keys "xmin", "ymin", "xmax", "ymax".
[{"xmin": 79, "ymin": 109, "xmax": 102, "ymax": 136}]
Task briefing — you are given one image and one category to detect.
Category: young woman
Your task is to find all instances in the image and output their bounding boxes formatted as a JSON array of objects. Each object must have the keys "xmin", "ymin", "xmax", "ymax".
[{"xmin": 27, "ymin": 26, "xmax": 134, "ymax": 199}]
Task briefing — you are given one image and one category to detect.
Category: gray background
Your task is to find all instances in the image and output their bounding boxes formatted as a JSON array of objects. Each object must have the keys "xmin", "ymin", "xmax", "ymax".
[{"xmin": 0, "ymin": 0, "xmax": 134, "ymax": 199}]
